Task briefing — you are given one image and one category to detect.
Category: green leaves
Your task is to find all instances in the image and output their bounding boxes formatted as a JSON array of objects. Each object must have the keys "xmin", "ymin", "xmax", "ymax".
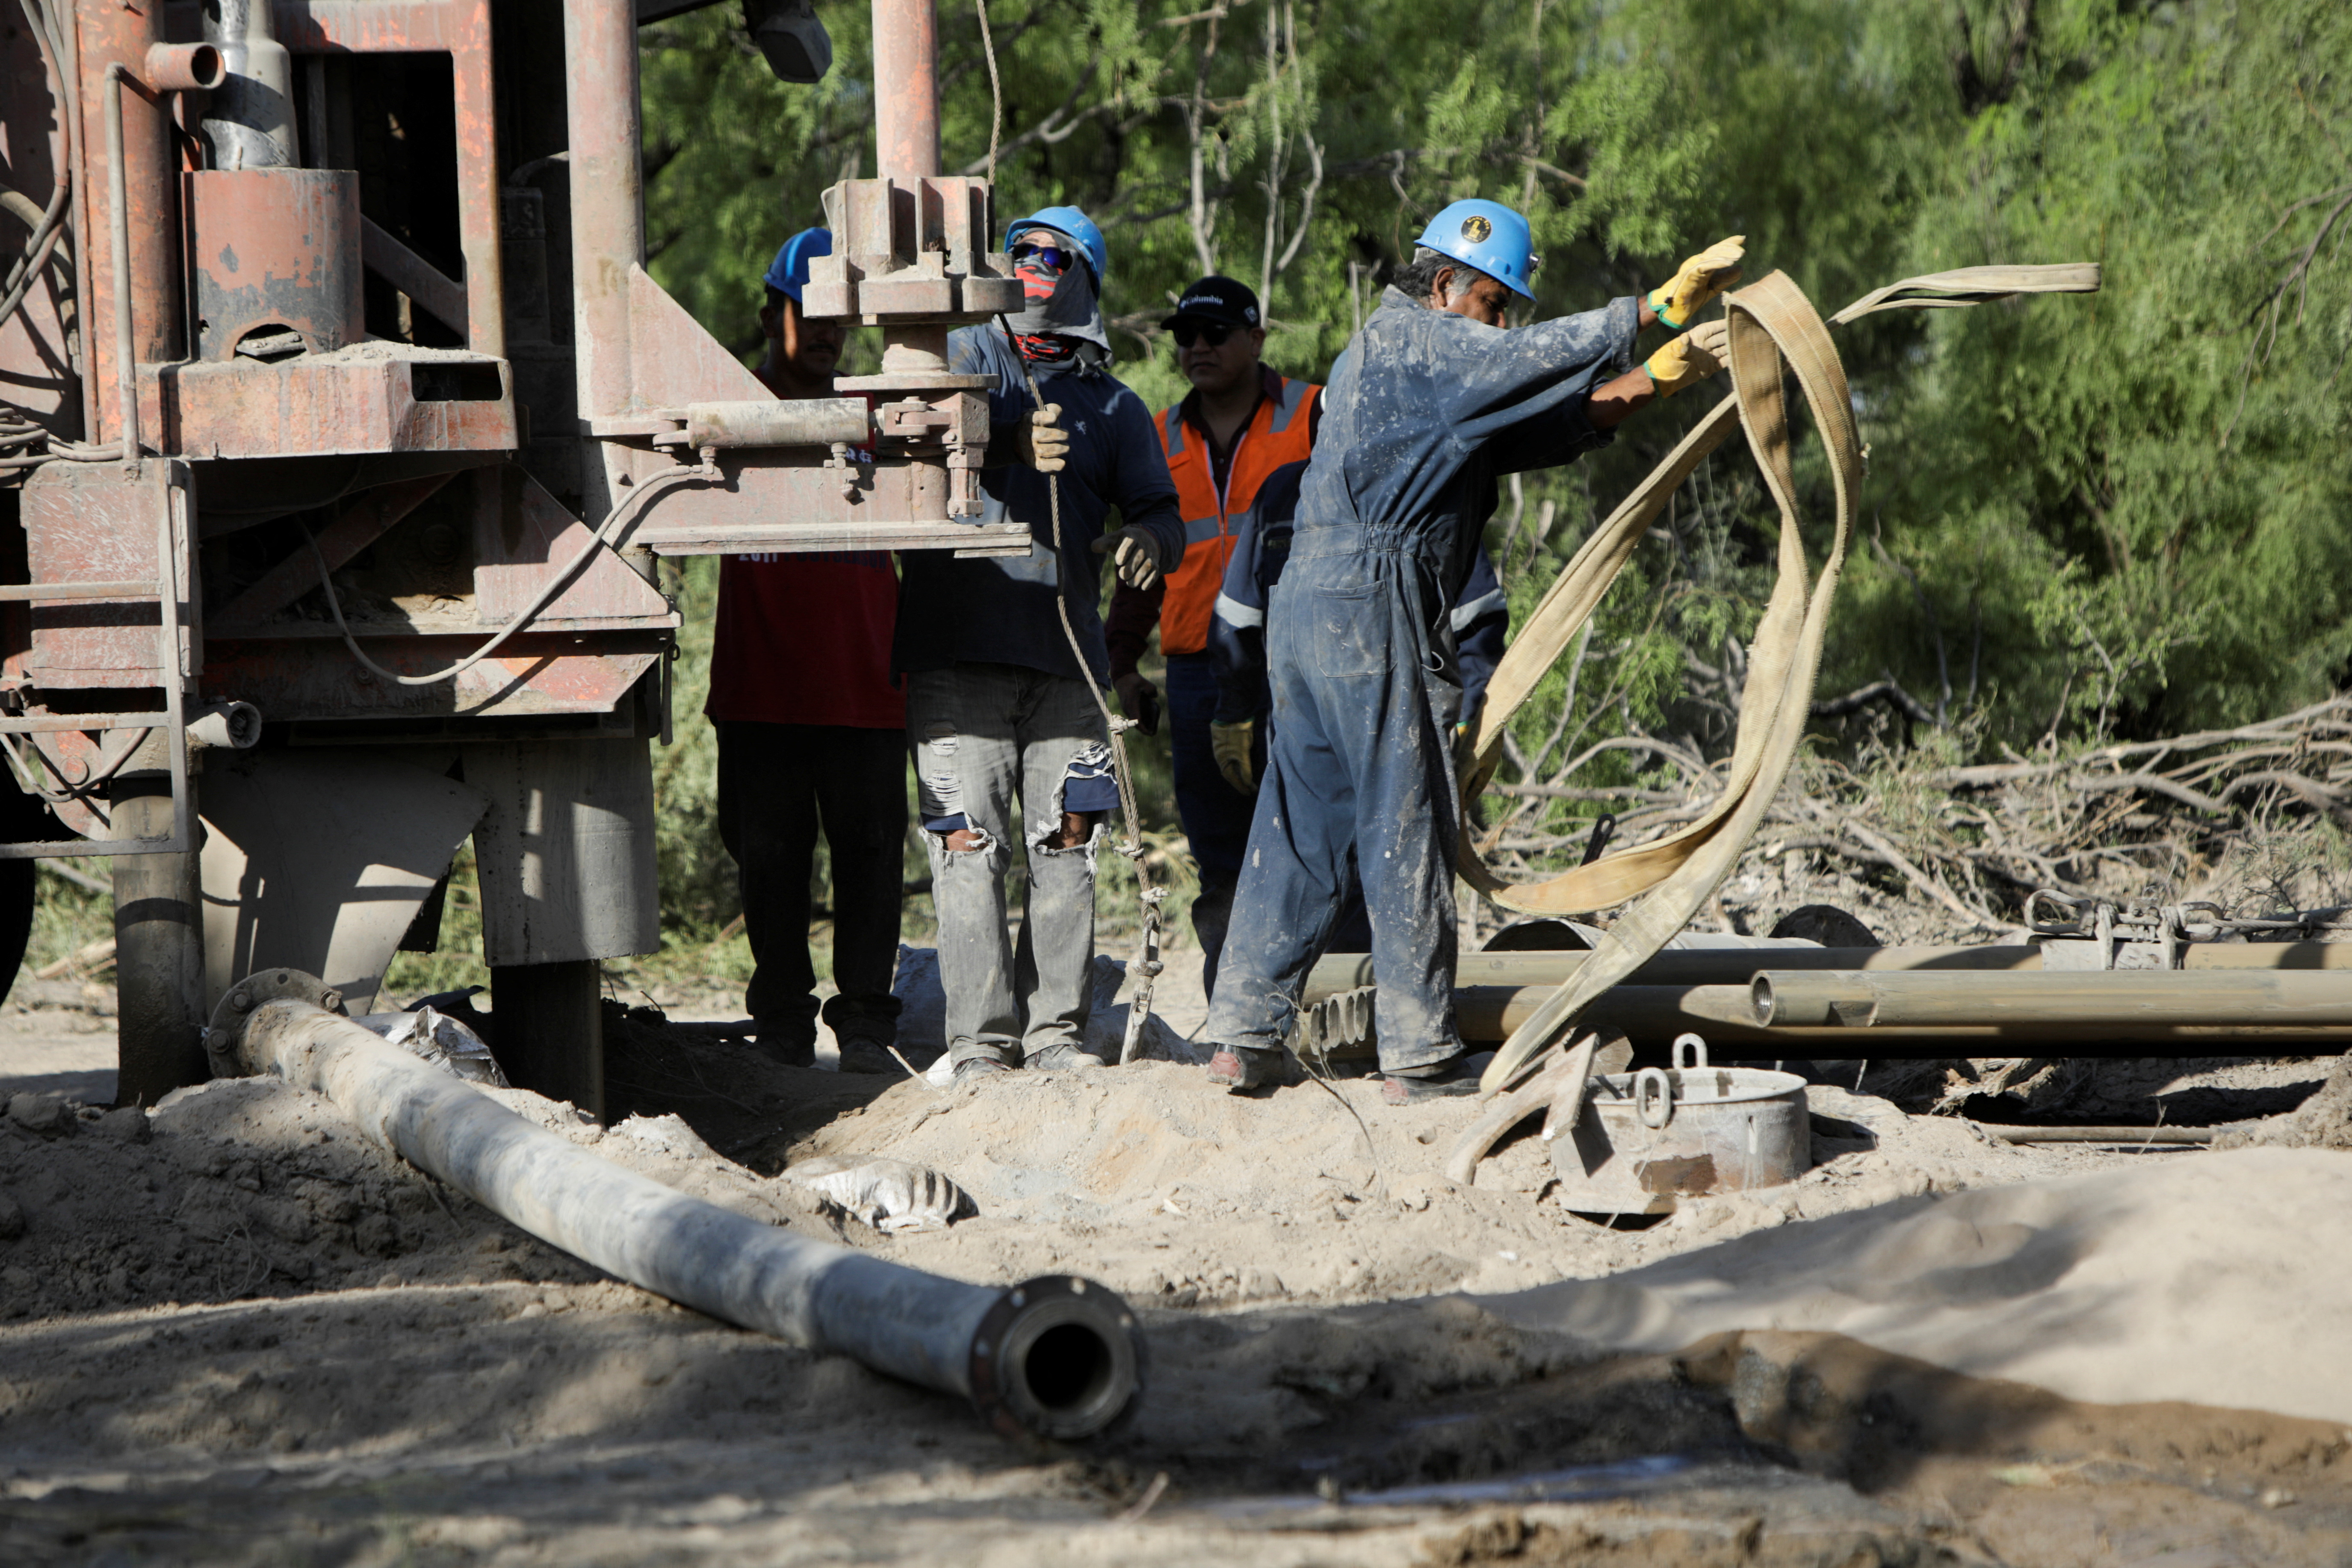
[{"xmin": 638, "ymin": 0, "xmax": 2352, "ymax": 766}]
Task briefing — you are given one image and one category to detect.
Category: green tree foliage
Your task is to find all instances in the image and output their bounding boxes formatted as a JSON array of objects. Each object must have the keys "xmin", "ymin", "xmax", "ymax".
[{"xmin": 638, "ymin": 0, "xmax": 2352, "ymax": 898}]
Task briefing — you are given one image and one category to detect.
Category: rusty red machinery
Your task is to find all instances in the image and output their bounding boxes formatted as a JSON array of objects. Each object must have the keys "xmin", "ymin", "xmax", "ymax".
[{"xmin": 1, "ymin": 0, "xmax": 1019, "ymax": 1113}]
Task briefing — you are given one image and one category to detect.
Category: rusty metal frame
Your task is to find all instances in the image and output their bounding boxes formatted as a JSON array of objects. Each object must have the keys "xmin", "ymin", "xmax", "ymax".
[
  {"xmin": 265, "ymin": 0, "xmax": 504, "ymax": 359},
  {"xmin": 0, "ymin": 471, "xmax": 193, "ymax": 859}
]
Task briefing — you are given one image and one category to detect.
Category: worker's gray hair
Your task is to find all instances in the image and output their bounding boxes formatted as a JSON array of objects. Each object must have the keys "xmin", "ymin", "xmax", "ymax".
[{"xmin": 1395, "ymin": 246, "xmax": 1491, "ymax": 306}]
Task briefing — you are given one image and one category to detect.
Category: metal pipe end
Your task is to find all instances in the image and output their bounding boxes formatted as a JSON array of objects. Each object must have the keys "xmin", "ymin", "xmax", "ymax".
[
  {"xmin": 969, "ymin": 1275, "xmax": 1144, "ymax": 1442},
  {"xmin": 187, "ymin": 701, "xmax": 262, "ymax": 750},
  {"xmin": 1751, "ymin": 973, "xmax": 1778, "ymax": 1026},
  {"xmin": 145, "ymin": 43, "xmax": 226, "ymax": 93},
  {"xmin": 204, "ymin": 967, "xmax": 339, "ymax": 1077}
]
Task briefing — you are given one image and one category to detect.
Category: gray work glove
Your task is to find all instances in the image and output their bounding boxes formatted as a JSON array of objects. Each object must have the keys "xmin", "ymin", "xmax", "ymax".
[
  {"xmin": 1013, "ymin": 403, "xmax": 1069, "ymax": 472},
  {"xmin": 1090, "ymin": 526, "xmax": 1165, "ymax": 591}
]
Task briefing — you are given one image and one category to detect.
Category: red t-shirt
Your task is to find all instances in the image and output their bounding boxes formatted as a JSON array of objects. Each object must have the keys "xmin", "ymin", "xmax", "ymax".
[
  {"xmin": 702, "ymin": 377, "xmax": 901, "ymax": 729},
  {"xmin": 705, "ymin": 548, "xmax": 904, "ymax": 729}
]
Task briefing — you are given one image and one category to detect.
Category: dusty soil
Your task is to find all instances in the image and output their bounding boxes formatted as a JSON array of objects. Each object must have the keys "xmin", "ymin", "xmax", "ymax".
[{"xmin": 4, "ymin": 958, "xmax": 2352, "ymax": 1564}]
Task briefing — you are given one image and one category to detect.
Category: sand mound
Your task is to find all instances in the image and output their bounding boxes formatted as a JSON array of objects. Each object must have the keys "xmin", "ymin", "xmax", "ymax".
[
  {"xmin": 787, "ymin": 1063, "xmax": 2127, "ymax": 1313},
  {"xmin": 1480, "ymin": 1146, "xmax": 2352, "ymax": 1424},
  {"xmin": 2217, "ymin": 1050, "xmax": 2352, "ymax": 1150}
]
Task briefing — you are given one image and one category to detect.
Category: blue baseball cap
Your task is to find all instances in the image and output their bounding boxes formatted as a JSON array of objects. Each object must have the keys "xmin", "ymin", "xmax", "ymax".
[{"xmin": 761, "ymin": 227, "xmax": 832, "ymax": 304}]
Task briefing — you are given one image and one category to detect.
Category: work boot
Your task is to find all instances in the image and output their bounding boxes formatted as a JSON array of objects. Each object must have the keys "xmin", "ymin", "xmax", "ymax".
[
  {"xmin": 1379, "ymin": 1051, "xmax": 1485, "ymax": 1105},
  {"xmin": 1206, "ymin": 1045, "xmax": 1282, "ymax": 1092},
  {"xmin": 754, "ymin": 1028, "xmax": 816, "ymax": 1070},
  {"xmin": 951, "ymin": 1056, "xmax": 1013, "ymax": 1088},
  {"xmin": 1024, "ymin": 1042, "xmax": 1104, "ymax": 1072},
  {"xmin": 836, "ymin": 1036, "xmax": 902, "ymax": 1075}
]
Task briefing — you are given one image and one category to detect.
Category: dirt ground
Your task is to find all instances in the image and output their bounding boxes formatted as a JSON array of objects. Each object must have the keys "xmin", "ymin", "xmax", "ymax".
[{"xmin": 5, "ymin": 954, "xmax": 2352, "ymax": 1565}]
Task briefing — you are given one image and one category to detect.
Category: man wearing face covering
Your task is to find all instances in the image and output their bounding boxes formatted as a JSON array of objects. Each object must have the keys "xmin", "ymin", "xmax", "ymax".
[{"xmin": 895, "ymin": 206, "xmax": 1186, "ymax": 1086}]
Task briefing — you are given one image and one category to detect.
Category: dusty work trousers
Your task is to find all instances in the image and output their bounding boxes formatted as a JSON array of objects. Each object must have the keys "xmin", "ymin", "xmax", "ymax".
[
  {"xmin": 1203, "ymin": 532, "xmax": 1464, "ymax": 1072},
  {"xmin": 1163, "ymin": 651, "xmax": 1260, "ymax": 997},
  {"xmin": 907, "ymin": 664, "xmax": 1111, "ymax": 1068},
  {"xmin": 715, "ymin": 721, "xmax": 907, "ymax": 1050}
]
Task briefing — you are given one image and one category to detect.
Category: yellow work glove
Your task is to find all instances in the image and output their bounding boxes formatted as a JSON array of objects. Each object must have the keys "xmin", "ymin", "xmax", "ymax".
[
  {"xmin": 1013, "ymin": 403, "xmax": 1069, "ymax": 472},
  {"xmin": 1643, "ymin": 317, "xmax": 1731, "ymax": 397},
  {"xmin": 1647, "ymin": 236, "xmax": 1746, "ymax": 330},
  {"xmin": 1209, "ymin": 718, "xmax": 1258, "ymax": 796},
  {"xmin": 1089, "ymin": 525, "xmax": 1165, "ymax": 591}
]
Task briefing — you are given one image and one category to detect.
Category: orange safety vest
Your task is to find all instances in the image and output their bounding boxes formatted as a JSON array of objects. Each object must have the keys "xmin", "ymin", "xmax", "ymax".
[{"xmin": 1152, "ymin": 371, "xmax": 1319, "ymax": 656}]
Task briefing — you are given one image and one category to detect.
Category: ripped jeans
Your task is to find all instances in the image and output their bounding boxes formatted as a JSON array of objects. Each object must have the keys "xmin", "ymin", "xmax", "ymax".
[{"xmin": 906, "ymin": 663, "xmax": 1114, "ymax": 1067}]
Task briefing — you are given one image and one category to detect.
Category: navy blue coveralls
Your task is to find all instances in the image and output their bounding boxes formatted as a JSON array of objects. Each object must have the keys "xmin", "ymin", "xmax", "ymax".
[
  {"xmin": 1208, "ymin": 457, "xmax": 1510, "ymax": 966},
  {"xmin": 1201, "ymin": 286, "xmax": 1639, "ymax": 1072}
]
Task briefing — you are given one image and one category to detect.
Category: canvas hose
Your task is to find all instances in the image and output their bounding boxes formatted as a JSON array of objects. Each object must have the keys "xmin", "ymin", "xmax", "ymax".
[{"xmin": 1460, "ymin": 262, "xmax": 2101, "ymax": 1123}]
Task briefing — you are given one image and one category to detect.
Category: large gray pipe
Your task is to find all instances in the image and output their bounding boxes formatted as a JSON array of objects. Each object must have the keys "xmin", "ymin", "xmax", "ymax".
[
  {"xmin": 1755, "ymin": 968, "xmax": 2352, "ymax": 1030},
  {"xmin": 199, "ymin": 0, "xmax": 295, "ymax": 169},
  {"xmin": 216, "ymin": 986, "xmax": 1142, "ymax": 1440},
  {"xmin": 1451, "ymin": 982, "xmax": 2352, "ymax": 1054},
  {"xmin": 1305, "ymin": 939, "xmax": 2352, "ymax": 1007}
]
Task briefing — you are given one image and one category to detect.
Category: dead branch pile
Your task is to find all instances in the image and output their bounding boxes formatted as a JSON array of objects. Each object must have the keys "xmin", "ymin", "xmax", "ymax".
[{"xmin": 1475, "ymin": 694, "xmax": 2352, "ymax": 944}]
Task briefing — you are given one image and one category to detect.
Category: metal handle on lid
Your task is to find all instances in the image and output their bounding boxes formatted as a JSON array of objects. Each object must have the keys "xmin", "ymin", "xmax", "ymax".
[
  {"xmin": 1672, "ymin": 1033, "xmax": 1709, "ymax": 1071},
  {"xmin": 1634, "ymin": 1066, "xmax": 1675, "ymax": 1129}
]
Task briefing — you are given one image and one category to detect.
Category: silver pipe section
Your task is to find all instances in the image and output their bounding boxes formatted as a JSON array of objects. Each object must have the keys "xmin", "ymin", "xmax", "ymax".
[
  {"xmin": 1754, "ymin": 968, "xmax": 2352, "ymax": 1029},
  {"xmin": 682, "ymin": 399, "xmax": 870, "ymax": 450},
  {"xmin": 219, "ymin": 992, "xmax": 1143, "ymax": 1440},
  {"xmin": 1306, "ymin": 939, "xmax": 2352, "ymax": 1007},
  {"xmin": 199, "ymin": 0, "xmax": 295, "ymax": 169},
  {"xmin": 1451, "ymin": 981, "xmax": 2352, "ymax": 1054}
]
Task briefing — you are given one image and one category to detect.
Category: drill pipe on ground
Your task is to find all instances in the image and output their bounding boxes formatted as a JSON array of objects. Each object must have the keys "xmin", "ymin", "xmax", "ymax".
[
  {"xmin": 1450, "ymin": 983, "xmax": 2352, "ymax": 1054},
  {"xmin": 1303, "ymin": 939, "xmax": 2352, "ymax": 1007},
  {"xmin": 1980, "ymin": 1125, "xmax": 2221, "ymax": 1145},
  {"xmin": 221, "ymin": 993, "xmax": 1141, "ymax": 1440},
  {"xmin": 1754, "ymin": 968, "xmax": 2352, "ymax": 1030}
]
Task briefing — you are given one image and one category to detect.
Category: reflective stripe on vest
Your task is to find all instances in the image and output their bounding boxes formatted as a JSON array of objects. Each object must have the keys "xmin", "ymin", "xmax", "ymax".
[{"xmin": 1153, "ymin": 375, "xmax": 1319, "ymax": 655}]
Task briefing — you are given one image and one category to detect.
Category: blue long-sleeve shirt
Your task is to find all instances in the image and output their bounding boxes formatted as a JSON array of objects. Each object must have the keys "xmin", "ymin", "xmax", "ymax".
[
  {"xmin": 1297, "ymin": 286, "xmax": 1639, "ymax": 605},
  {"xmin": 892, "ymin": 328, "xmax": 1185, "ymax": 683},
  {"xmin": 1209, "ymin": 460, "xmax": 1508, "ymax": 723}
]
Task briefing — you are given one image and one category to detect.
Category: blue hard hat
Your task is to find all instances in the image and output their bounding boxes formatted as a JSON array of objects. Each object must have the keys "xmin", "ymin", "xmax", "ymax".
[
  {"xmin": 761, "ymin": 227, "xmax": 832, "ymax": 303},
  {"xmin": 1002, "ymin": 204, "xmax": 1108, "ymax": 286},
  {"xmin": 1414, "ymin": 199, "xmax": 1540, "ymax": 301}
]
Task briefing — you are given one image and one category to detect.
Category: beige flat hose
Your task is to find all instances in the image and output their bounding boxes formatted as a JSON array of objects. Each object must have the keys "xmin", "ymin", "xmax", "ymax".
[{"xmin": 1464, "ymin": 263, "xmax": 2100, "ymax": 1111}]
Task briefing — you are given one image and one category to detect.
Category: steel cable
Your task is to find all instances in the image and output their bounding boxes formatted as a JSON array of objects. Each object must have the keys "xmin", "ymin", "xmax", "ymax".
[{"xmin": 978, "ymin": 0, "xmax": 1164, "ymax": 1059}]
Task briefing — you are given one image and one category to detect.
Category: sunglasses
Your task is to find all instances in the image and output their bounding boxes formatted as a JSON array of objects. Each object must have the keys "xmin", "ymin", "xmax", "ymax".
[
  {"xmin": 1009, "ymin": 241, "xmax": 1077, "ymax": 273},
  {"xmin": 1171, "ymin": 321, "xmax": 1235, "ymax": 349}
]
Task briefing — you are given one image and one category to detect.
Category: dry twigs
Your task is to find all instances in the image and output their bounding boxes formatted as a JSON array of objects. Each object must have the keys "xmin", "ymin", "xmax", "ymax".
[{"xmin": 1479, "ymin": 695, "xmax": 2352, "ymax": 945}]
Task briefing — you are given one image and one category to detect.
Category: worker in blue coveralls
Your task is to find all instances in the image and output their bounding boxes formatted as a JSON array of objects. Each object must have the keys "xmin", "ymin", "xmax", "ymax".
[
  {"xmin": 896, "ymin": 206, "xmax": 1185, "ymax": 1087},
  {"xmin": 1200, "ymin": 201, "xmax": 1744, "ymax": 1103},
  {"xmin": 1203, "ymin": 458, "xmax": 1508, "ymax": 957}
]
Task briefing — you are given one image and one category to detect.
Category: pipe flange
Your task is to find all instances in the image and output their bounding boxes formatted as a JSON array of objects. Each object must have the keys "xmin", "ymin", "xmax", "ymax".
[
  {"xmin": 204, "ymin": 967, "xmax": 344, "ymax": 1078},
  {"xmin": 968, "ymin": 1274, "xmax": 1144, "ymax": 1443}
]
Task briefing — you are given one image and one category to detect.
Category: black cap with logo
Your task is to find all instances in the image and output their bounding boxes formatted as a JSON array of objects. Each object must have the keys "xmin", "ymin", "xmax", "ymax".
[{"xmin": 1160, "ymin": 275, "xmax": 1261, "ymax": 331}]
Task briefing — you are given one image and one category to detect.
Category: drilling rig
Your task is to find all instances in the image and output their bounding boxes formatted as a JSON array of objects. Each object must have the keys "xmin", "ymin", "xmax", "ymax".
[{"xmin": 0, "ymin": 0, "xmax": 1015, "ymax": 1115}]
